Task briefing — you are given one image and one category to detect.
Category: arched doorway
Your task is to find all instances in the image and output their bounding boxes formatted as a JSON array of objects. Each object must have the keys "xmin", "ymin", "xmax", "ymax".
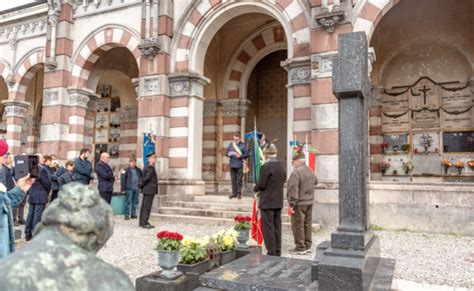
[
  {"xmin": 23, "ymin": 67, "xmax": 44, "ymax": 154},
  {"xmin": 87, "ymin": 46, "xmax": 139, "ymax": 173}
]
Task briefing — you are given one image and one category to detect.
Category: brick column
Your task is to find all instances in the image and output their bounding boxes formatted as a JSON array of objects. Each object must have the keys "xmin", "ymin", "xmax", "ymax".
[
  {"xmin": 369, "ymin": 87, "xmax": 383, "ymax": 181},
  {"xmin": 118, "ymin": 106, "xmax": 138, "ymax": 168},
  {"xmin": 2, "ymin": 100, "xmax": 29, "ymax": 154},
  {"xmin": 167, "ymin": 73, "xmax": 209, "ymax": 195},
  {"xmin": 24, "ymin": 116, "xmax": 41, "ymax": 154},
  {"xmin": 202, "ymin": 100, "xmax": 218, "ymax": 183}
]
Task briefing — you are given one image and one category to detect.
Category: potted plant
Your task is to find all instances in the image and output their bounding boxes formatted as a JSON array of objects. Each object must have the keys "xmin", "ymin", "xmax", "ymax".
[
  {"xmin": 156, "ymin": 231, "xmax": 183, "ymax": 279},
  {"xmin": 234, "ymin": 215, "xmax": 252, "ymax": 248},
  {"xmin": 454, "ymin": 160, "xmax": 465, "ymax": 175},
  {"xmin": 211, "ymin": 229, "xmax": 238, "ymax": 266},
  {"xmin": 441, "ymin": 158, "xmax": 452, "ymax": 175},
  {"xmin": 177, "ymin": 237, "xmax": 209, "ymax": 275},
  {"xmin": 379, "ymin": 161, "xmax": 390, "ymax": 175},
  {"xmin": 402, "ymin": 161, "xmax": 414, "ymax": 175},
  {"xmin": 401, "ymin": 144, "xmax": 411, "ymax": 153}
]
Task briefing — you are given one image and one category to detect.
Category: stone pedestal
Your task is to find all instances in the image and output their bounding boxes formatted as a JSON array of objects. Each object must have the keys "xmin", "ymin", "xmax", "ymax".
[{"xmin": 136, "ymin": 271, "xmax": 199, "ymax": 291}]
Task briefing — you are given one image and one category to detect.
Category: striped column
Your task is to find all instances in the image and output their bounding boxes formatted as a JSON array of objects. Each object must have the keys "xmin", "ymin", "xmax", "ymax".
[
  {"xmin": 2, "ymin": 100, "xmax": 29, "ymax": 154},
  {"xmin": 369, "ymin": 87, "xmax": 384, "ymax": 180},
  {"xmin": 118, "ymin": 107, "xmax": 138, "ymax": 169},
  {"xmin": 66, "ymin": 88, "xmax": 95, "ymax": 160},
  {"xmin": 83, "ymin": 96, "xmax": 96, "ymax": 154},
  {"xmin": 282, "ymin": 58, "xmax": 313, "ymax": 172},
  {"xmin": 40, "ymin": 2, "xmax": 74, "ymax": 160},
  {"xmin": 24, "ymin": 116, "xmax": 41, "ymax": 154},
  {"xmin": 202, "ymin": 100, "xmax": 218, "ymax": 182}
]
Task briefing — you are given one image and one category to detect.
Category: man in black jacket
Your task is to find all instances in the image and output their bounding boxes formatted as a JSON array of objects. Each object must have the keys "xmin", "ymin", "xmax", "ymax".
[
  {"xmin": 139, "ymin": 152, "xmax": 158, "ymax": 229},
  {"xmin": 254, "ymin": 143, "xmax": 286, "ymax": 256},
  {"xmin": 120, "ymin": 156, "xmax": 143, "ymax": 220},
  {"xmin": 73, "ymin": 148, "xmax": 93, "ymax": 185},
  {"xmin": 25, "ymin": 154, "xmax": 52, "ymax": 241},
  {"xmin": 95, "ymin": 152, "xmax": 115, "ymax": 204}
]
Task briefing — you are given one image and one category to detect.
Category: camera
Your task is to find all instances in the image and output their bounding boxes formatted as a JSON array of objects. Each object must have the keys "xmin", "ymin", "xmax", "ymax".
[{"xmin": 14, "ymin": 155, "xmax": 40, "ymax": 179}]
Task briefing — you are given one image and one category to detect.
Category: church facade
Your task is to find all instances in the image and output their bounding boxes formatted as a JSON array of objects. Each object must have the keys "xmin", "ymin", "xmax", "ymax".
[{"xmin": 0, "ymin": 0, "xmax": 473, "ymax": 233}]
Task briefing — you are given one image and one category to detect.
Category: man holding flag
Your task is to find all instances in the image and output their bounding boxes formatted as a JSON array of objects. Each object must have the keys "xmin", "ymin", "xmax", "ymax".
[{"xmin": 225, "ymin": 133, "xmax": 248, "ymax": 199}]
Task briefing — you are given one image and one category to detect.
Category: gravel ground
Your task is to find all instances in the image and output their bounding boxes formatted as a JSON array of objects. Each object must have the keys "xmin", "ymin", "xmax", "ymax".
[{"xmin": 95, "ymin": 217, "xmax": 474, "ymax": 289}]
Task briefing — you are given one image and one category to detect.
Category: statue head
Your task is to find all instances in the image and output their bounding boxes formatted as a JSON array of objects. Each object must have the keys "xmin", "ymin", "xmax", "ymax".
[{"xmin": 34, "ymin": 183, "xmax": 114, "ymax": 253}]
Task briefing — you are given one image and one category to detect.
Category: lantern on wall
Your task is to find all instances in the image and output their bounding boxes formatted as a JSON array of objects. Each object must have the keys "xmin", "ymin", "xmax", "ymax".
[{"xmin": 207, "ymin": 242, "xmax": 220, "ymax": 270}]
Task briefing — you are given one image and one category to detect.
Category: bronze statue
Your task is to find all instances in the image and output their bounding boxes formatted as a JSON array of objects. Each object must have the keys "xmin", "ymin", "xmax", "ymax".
[{"xmin": 0, "ymin": 183, "xmax": 134, "ymax": 291}]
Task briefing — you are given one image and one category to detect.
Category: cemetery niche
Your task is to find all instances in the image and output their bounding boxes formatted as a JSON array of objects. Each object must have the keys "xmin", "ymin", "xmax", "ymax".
[{"xmin": 379, "ymin": 76, "xmax": 474, "ymax": 181}]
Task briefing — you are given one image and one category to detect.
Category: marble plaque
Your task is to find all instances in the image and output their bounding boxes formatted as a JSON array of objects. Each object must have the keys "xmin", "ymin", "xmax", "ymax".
[
  {"xmin": 442, "ymin": 107, "xmax": 473, "ymax": 130},
  {"xmin": 411, "ymin": 110, "xmax": 439, "ymax": 129},
  {"xmin": 95, "ymin": 129, "xmax": 108, "ymax": 143},
  {"xmin": 382, "ymin": 111, "xmax": 410, "ymax": 132},
  {"xmin": 97, "ymin": 98, "xmax": 111, "ymax": 112},
  {"xmin": 410, "ymin": 79, "xmax": 440, "ymax": 110},
  {"xmin": 413, "ymin": 132, "xmax": 440, "ymax": 153},
  {"xmin": 382, "ymin": 134, "xmax": 409, "ymax": 154},
  {"xmin": 110, "ymin": 113, "xmax": 120, "ymax": 127},
  {"xmin": 382, "ymin": 91, "xmax": 409, "ymax": 111},
  {"xmin": 412, "ymin": 155, "xmax": 442, "ymax": 176},
  {"xmin": 199, "ymin": 255, "xmax": 313, "ymax": 291},
  {"xmin": 109, "ymin": 128, "xmax": 120, "ymax": 142},
  {"xmin": 382, "ymin": 155, "xmax": 410, "ymax": 176},
  {"xmin": 95, "ymin": 113, "xmax": 109, "ymax": 128},
  {"xmin": 109, "ymin": 144, "xmax": 119, "ymax": 158},
  {"xmin": 441, "ymin": 86, "xmax": 472, "ymax": 108}
]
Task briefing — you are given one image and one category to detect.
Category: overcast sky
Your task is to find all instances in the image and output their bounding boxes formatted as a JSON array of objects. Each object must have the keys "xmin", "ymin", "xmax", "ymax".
[{"xmin": 0, "ymin": 0, "xmax": 41, "ymax": 12}]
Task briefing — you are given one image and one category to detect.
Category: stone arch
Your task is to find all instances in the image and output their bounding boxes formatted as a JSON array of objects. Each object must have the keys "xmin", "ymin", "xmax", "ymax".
[
  {"xmin": 0, "ymin": 58, "xmax": 11, "ymax": 80},
  {"xmin": 353, "ymin": 0, "xmax": 400, "ymax": 41},
  {"xmin": 171, "ymin": 0, "xmax": 311, "ymax": 74},
  {"xmin": 71, "ymin": 25, "xmax": 141, "ymax": 89},
  {"xmin": 10, "ymin": 48, "xmax": 45, "ymax": 101},
  {"xmin": 223, "ymin": 23, "xmax": 287, "ymax": 100}
]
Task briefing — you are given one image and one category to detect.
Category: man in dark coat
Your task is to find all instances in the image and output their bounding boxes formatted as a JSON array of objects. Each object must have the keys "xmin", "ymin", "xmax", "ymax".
[
  {"xmin": 73, "ymin": 148, "xmax": 93, "ymax": 185},
  {"xmin": 139, "ymin": 152, "xmax": 158, "ymax": 229},
  {"xmin": 225, "ymin": 133, "xmax": 248, "ymax": 199},
  {"xmin": 95, "ymin": 153, "xmax": 115, "ymax": 204},
  {"xmin": 58, "ymin": 160, "xmax": 76, "ymax": 189},
  {"xmin": 120, "ymin": 156, "xmax": 143, "ymax": 220},
  {"xmin": 25, "ymin": 155, "xmax": 52, "ymax": 241},
  {"xmin": 254, "ymin": 143, "xmax": 286, "ymax": 256}
]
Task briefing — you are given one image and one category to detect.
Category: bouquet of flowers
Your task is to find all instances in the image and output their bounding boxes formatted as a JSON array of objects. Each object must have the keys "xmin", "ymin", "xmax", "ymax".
[
  {"xmin": 210, "ymin": 228, "xmax": 238, "ymax": 252},
  {"xmin": 468, "ymin": 160, "xmax": 474, "ymax": 170},
  {"xmin": 156, "ymin": 231, "xmax": 184, "ymax": 251},
  {"xmin": 441, "ymin": 158, "xmax": 452, "ymax": 174},
  {"xmin": 379, "ymin": 161, "xmax": 390, "ymax": 174},
  {"xmin": 402, "ymin": 161, "xmax": 414, "ymax": 174},
  {"xmin": 234, "ymin": 215, "xmax": 252, "ymax": 231},
  {"xmin": 454, "ymin": 160, "xmax": 465, "ymax": 175},
  {"xmin": 179, "ymin": 237, "xmax": 208, "ymax": 265}
]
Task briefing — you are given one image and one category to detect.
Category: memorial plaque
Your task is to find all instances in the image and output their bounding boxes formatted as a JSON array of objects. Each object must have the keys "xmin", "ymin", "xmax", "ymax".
[
  {"xmin": 95, "ymin": 129, "xmax": 108, "ymax": 143},
  {"xmin": 412, "ymin": 155, "xmax": 442, "ymax": 176},
  {"xmin": 382, "ymin": 155, "xmax": 409, "ymax": 175},
  {"xmin": 199, "ymin": 254, "xmax": 313, "ymax": 291},
  {"xmin": 97, "ymin": 98, "xmax": 111, "ymax": 112},
  {"xmin": 95, "ymin": 113, "xmax": 109, "ymax": 128},
  {"xmin": 441, "ymin": 86, "xmax": 472, "ymax": 108},
  {"xmin": 382, "ymin": 134, "xmax": 409, "ymax": 154},
  {"xmin": 442, "ymin": 107, "xmax": 473, "ymax": 130},
  {"xmin": 110, "ymin": 113, "xmax": 120, "ymax": 127},
  {"xmin": 412, "ymin": 110, "xmax": 440, "ymax": 129},
  {"xmin": 382, "ymin": 91, "xmax": 409, "ymax": 111},
  {"xmin": 443, "ymin": 131, "xmax": 474, "ymax": 153},
  {"xmin": 413, "ymin": 132, "xmax": 440, "ymax": 153},
  {"xmin": 382, "ymin": 111, "xmax": 409, "ymax": 132},
  {"xmin": 410, "ymin": 79, "xmax": 440, "ymax": 110},
  {"xmin": 109, "ymin": 128, "xmax": 120, "ymax": 142}
]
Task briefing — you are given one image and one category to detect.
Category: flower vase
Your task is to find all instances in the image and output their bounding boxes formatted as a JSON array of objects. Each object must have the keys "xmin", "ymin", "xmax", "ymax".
[
  {"xmin": 157, "ymin": 250, "xmax": 182, "ymax": 279},
  {"xmin": 444, "ymin": 167, "xmax": 449, "ymax": 175},
  {"xmin": 237, "ymin": 229, "xmax": 250, "ymax": 249},
  {"xmin": 424, "ymin": 144, "xmax": 429, "ymax": 153},
  {"xmin": 457, "ymin": 168, "xmax": 463, "ymax": 175}
]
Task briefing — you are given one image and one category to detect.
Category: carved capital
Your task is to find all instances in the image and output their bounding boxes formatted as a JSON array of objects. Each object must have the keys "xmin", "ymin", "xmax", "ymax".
[
  {"xmin": 220, "ymin": 99, "xmax": 250, "ymax": 118},
  {"xmin": 168, "ymin": 72, "xmax": 210, "ymax": 99},
  {"xmin": 138, "ymin": 39, "xmax": 161, "ymax": 60},
  {"xmin": 67, "ymin": 88, "xmax": 96, "ymax": 108},
  {"xmin": 2, "ymin": 100, "xmax": 30, "ymax": 118},
  {"xmin": 314, "ymin": 10, "xmax": 345, "ymax": 34},
  {"xmin": 48, "ymin": 9, "xmax": 60, "ymax": 27},
  {"xmin": 203, "ymin": 100, "xmax": 219, "ymax": 117}
]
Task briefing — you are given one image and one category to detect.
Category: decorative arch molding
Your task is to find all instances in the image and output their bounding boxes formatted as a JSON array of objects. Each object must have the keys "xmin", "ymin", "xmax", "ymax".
[
  {"xmin": 223, "ymin": 23, "xmax": 287, "ymax": 100},
  {"xmin": 353, "ymin": 0, "xmax": 400, "ymax": 41},
  {"xmin": 10, "ymin": 48, "xmax": 45, "ymax": 101},
  {"xmin": 0, "ymin": 59, "xmax": 12, "ymax": 80},
  {"xmin": 70, "ymin": 25, "xmax": 141, "ymax": 89},
  {"xmin": 171, "ymin": 0, "xmax": 311, "ymax": 74}
]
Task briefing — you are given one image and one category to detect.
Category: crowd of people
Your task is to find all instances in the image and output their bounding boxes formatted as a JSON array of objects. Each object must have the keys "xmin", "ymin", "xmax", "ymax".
[
  {"xmin": 226, "ymin": 132, "xmax": 318, "ymax": 256},
  {"xmin": 0, "ymin": 141, "xmax": 159, "ymax": 259}
]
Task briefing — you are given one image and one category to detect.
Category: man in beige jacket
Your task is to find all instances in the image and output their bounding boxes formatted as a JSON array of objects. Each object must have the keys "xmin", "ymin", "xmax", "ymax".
[{"xmin": 287, "ymin": 151, "xmax": 318, "ymax": 254}]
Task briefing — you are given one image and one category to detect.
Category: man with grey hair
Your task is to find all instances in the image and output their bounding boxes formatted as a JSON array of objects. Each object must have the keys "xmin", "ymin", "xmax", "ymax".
[
  {"xmin": 0, "ymin": 183, "xmax": 134, "ymax": 290},
  {"xmin": 254, "ymin": 143, "xmax": 286, "ymax": 256},
  {"xmin": 287, "ymin": 149, "xmax": 318, "ymax": 255},
  {"xmin": 95, "ymin": 152, "xmax": 115, "ymax": 204}
]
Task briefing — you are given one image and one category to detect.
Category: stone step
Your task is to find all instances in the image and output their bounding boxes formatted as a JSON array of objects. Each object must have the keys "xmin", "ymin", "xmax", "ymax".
[
  {"xmin": 165, "ymin": 201, "xmax": 254, "ymax": 212},
  {"xmin": 158, "ymin": 207, "xmax": 293, "ymax": 222},
  {"xmin": 150, "ymin": 213, "xmax": 320, "ymax": 232},
  {"xmin": 195, "ymin": 195, "xmax": 255, "ymax": 204}
]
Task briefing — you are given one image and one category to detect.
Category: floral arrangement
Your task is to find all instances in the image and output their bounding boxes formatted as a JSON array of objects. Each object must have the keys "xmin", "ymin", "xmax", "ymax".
[
  {"xmin": 234, "ymin": 215, "xmax": 252, "ymax": 231},
  {"xmin": 402, "ymin": 161, "xmax": 414, "ymax": 174},
  {"xmin": 156, "ymin": 231, "xmax": 184, "ymax": 251},
  {"xmin": 379, "ymin": 161, "xmax": 390, "ymax": 174},
  {"xmin": 468, "ymin": 160, "xmax": 474, "ymax": 170},
  {"xmin": 414, "ymin": 148, "xmax": 419, "ymax": 154},
  {"xmin": 419, "ymin": 134, "xmax": 433, "ymax": 153},
  {"xmin": 401, "ymin": 144, "xmax": 411, "ymax": 153},
  {"xmin": 179, "ymin": 237, "xmax": 208, "ymax": 265},
  {"xmin": 380, "ymin": 142, "xmax": 389, "ymax": 153},
  {"xmin": 454, "ymin": 161, "xmax": 465, "ymax": 169},
  {"xmin": 210, "ymin": 228, "xmax": 238, "ymax": 252},
  {"xmin": 441, "ymin": 159, "xmax": 452, "ymax": 168}
]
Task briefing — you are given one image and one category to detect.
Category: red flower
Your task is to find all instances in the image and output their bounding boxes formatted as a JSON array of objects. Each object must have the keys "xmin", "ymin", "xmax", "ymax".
[{"xmin": 156, "ymin": 231, "xmax": 183, "ymax": 241}]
